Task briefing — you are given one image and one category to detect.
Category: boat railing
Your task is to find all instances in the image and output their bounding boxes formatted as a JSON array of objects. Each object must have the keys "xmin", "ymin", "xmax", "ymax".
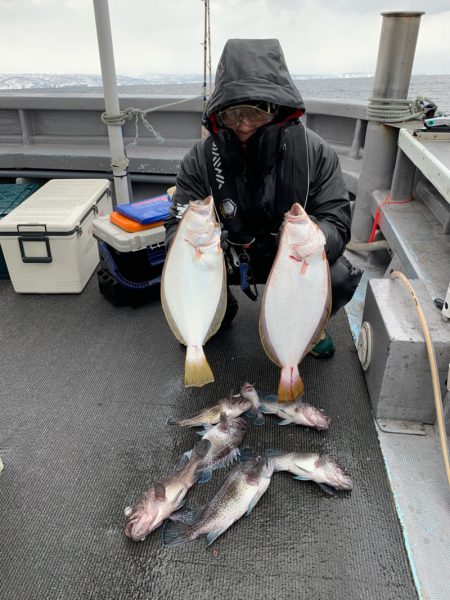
[{"xmin": 0, "ymin": 92, "xmax": 367, "ymax": 193}]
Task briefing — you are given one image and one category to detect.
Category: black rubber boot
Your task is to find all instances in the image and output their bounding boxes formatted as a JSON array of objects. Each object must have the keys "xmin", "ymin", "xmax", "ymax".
[{"xmin": 221, "ymin": 286, "xmax": 239, "ymax": 327}]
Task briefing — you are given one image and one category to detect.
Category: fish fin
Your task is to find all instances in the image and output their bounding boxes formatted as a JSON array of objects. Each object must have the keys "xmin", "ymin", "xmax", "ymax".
[
  {"xmin": 239, "ymin": 448, "xmax": 255, "ymax": 463},
  {"xmin": 160, "ymin": 274, "xmax": 187, "ymax": 346},
  {"xmin": 218, "ymin": 411, "xmax": 229, "ymax": 430},
  {"xmin": 205, "ymin": 528, "xmax": 227, "ymax": 547},
  {"xmin": 293, "ymin": 462, "xmax": 314, "ymax": 474},
  {"xmin": 245, "ymin": 407, "xmax": 265, "ymax": 425},
  {"xmin": 161, "ymin": 520, "xmax": 193, "ymax": 547},
  {"xmin": 196, "ymin": 469, "xmax": 213, "ymax": 484},
  {"xmin": 196, "ymin": 430, "xmax": 206, "ymax": 437},
  {"xmin": 292, "ymin": 474, "xmax": 310, "ymax": 481},
  {"xmin": 278, "ymin": 367, "xmax": 304, "ymax": 402},
  {"xmin": 204, "ymin": 264, "xmax": 228, "ymax": 343},
  {"xmin": 265, "ymin": 449, "xmax": 285, "ymax": 458},
  {"xmin": 166, "ymin": 416, "xmax": 180, "ymax": 425},
  {"xmin": 153, "ymin": 482, "xmax": 166, "ymax": 501},
  {"xmin": 192, "ymin": 247, "xmax": 203, "ymax": 262},
  {"xmin": 192, "ymin": 438, "xmax": 211, "ymax": 460},
  {"xmin": 184, "ymin": 345, "xmax": 214, "ymax": 388},
  {"xmin": 245, "ymin": 489, "xmax": 266, "ymax": 517},
  {"xmin": 177, "ymin": 449, "xmax": 193, "ymax": 469},
  {"xmin": 301, "ymin": 270, "xmax": 332, "ymax": 362},
  {"xmin": 172, "ymin": 489, "xmax": 185, "ymax": 508},
  {"xmin": 317, "ymin": 482, "xmax": 338, "ymax": 495},
  {"xmin": 300, "ymin": 260, "xmax": 309, "ymax": 274},
  {"xmin": 277, "ymin": 408, "xmax": 292, "ymax": 416},
  {"xmin": 253, "ymin": 412, "xmax": 265, "ymax": 426},
  {"xmin": 259, "ymin": 285, "xmax": 282, "ymax": 367},
  {"xmin": 259, "ymin": 403, "xmax": 278, "ymax": 415},
  {"xmin": 169, "ymin": 506, "xmax": 197, "ymax": 525},
  {"xmin": 278, "ymin": 419, "xmax": 293, "ymax": 426},
  {"xmin": 263, "ymin": 394, "xmax": 278, "ymax": 403}
]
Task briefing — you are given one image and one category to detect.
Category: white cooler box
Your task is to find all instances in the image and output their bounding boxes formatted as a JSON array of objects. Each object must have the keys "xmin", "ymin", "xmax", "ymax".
[
  {"xmin": 0, "ymin": 179, "xmax": 112, "ymax": 293},
  {"xmin": 92, "ymin": 215, "xmax": 166, "ymax": 252}
]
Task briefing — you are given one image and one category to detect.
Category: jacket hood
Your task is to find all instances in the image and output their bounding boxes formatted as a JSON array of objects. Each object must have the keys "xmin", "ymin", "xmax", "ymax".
[{"xmin": 205, "ymin": 39, "xmax": 305, "ymax": 124}]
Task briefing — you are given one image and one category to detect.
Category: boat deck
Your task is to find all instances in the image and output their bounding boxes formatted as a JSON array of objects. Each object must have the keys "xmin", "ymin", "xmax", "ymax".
[{"xmin": 0, "ymin": 277, "xmax": 417, "ymax": 600}]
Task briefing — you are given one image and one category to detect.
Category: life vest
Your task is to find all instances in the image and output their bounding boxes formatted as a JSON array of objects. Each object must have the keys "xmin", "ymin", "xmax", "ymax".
[{"xmin": 204, "ymin": 118, "xmax": 310, "ymax": 246}]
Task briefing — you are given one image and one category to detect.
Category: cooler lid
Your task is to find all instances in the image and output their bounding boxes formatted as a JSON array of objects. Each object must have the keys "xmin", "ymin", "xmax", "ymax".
[
  {"xmin": 92, "ymin": 215, "xmax": 165, "ymax": 252},
  {"xmin": 0, "ymin": 179, "xmax": 110, "ymax": 233}
]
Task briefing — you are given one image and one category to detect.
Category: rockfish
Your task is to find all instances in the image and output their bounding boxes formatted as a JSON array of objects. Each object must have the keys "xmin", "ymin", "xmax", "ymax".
[
  {"xmin": 162, "ymin": 455, "xmax": 274, "ymax": 547},
  {"xmin": 266, "ymin": 450, "xmax": 352, "ymax": 494},
  {"xmin": 260, "ymin": 395, "xmax": 331, "ymax": 430},
  {"xmin": 167, "ymin": 383, "xmax": 263, "ymax": 427},
  {"xmin": 181, "ymin": 414, "xmax": 249, "ymax": 483},
  {"xmin": 124, "ymin": 438, "xmax": 210, "ymax": 542},
  {"xmin": 161, "ymin": 196, "xmax": 227, "ymax": 387},
  {"xmin": 259, "ymin": 203, "xmax": 331, "ymax": 401}
]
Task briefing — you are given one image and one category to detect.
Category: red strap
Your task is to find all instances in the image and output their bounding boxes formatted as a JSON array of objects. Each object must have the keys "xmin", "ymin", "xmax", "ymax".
[{"xmin": 368, "ymin": 194, "xmax": 412, "ymax": 243}]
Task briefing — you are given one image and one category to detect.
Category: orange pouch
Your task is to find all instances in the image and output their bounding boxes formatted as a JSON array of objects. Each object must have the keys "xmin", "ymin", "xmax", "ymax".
[{"xmin": 110, "ymin": 211, "xmax": 163, "ymax": 232}]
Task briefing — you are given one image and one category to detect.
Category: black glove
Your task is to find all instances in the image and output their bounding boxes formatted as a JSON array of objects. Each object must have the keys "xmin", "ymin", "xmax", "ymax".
[{"xmin": 220, "ymin": 224, "xmax": 229, "ymax": 253}]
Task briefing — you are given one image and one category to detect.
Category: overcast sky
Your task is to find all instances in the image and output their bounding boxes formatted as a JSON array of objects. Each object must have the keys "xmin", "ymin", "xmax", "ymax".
[{"xmin": 1, "ymin": 0, "xmax": 449, "ymax": 76}]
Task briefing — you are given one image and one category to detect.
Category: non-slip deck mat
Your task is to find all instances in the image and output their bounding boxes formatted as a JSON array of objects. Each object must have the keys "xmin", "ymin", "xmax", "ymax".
[{"xmin": 0, "ymin": 277, "xmax": 417, "ymax": 600}]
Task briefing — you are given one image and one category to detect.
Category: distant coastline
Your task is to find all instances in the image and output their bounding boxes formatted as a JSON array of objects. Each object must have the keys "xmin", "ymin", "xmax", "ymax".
[
  {"xmin": 0, "ymin": 72, "xmax": 379, "ymax": 90},
  {"xmin": 1, "ymin": 73, "xmax": 448, "ymax": 111}
]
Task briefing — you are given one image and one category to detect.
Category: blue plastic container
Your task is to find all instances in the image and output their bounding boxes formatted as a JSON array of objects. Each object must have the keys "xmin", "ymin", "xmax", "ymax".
[{"xmin": 0, "ymin": 183, "xmax": 40, "ymax": 279}]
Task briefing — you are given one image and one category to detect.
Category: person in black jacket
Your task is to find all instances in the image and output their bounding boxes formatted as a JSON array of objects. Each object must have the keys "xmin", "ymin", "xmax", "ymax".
[{"xmin": 164, "ymin": 38, "xmax": 362, "ymax": 357}]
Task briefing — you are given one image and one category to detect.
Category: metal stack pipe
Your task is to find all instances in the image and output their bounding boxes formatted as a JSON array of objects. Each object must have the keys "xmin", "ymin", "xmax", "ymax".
[{"xmin": 351, "ymin": 12, "xmax": 424, "ymax": 242}]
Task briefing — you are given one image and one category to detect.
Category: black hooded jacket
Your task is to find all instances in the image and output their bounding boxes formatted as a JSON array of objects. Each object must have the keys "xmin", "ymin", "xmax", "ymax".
[{"xmin": 165, "ymin": 39, "xmax": 351, "ymax": 265}]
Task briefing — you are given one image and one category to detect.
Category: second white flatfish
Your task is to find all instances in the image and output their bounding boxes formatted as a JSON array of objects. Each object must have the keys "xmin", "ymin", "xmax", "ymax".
[{"xmin": 259, "ymin": 203, "xmax": 331, "ymax": 402}]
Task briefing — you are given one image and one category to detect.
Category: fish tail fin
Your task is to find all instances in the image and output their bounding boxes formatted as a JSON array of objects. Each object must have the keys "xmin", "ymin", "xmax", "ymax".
[
  {"xmin": 278, "ymin": 367, "xmax": 304, "ymax": 402},
  {"xmin": 162, "ymin": 520, "xmax": 195, "ymax": 547},
  {"xmin": 184, "ymin": 345, "xmax": 214, "ymax": 387}
]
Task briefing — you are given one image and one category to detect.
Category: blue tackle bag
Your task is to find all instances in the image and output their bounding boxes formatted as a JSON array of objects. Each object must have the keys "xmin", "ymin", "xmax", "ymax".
[{"xmin": 115, "ymin": 194, "xmax": 171, "ymax": 225}]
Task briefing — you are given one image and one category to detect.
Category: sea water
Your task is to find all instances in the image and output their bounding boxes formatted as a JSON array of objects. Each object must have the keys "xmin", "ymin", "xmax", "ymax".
[
  {"xmin": 112, "ymin": 74, "xmax": 450, "ymax": 112},
  {"xmin": 2, "ymin": 74, "xmax": 448, "ymax": 111}
]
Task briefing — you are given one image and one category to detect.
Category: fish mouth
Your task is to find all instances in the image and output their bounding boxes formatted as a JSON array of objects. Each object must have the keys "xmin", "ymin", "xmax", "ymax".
[
  {"xmin": 124, "ymin": 513, "xmax": 156, "ymax": 542},
  {"xmin": 299, "ymin": 405, "xmax": 331, "ymax": 429},
  {"xmin": 241, "ymin": 383, "xmax": 255, "ymax": 393},
  {"xmin": 318, "ymin": 456, "xmax": 353, "ymax": 490},
  {"xmin": 287, "ymin": 203, "xmax": 308, "ymax": 222}
]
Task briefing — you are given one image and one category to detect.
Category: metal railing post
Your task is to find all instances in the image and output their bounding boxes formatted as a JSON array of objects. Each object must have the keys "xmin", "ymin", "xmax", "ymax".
[
  {"xmin": 93, "ymin": 0, "xmax": 131, "ymax": 205},
  {"xmin": 351, "ymin": 11, "xmax": 424, "ymax": 242}
]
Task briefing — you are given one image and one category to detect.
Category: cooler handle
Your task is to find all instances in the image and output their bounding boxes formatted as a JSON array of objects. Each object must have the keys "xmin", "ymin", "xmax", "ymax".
[{"xmin": 17, "ymin": 224, "xmax": 52, "ymax": 264}]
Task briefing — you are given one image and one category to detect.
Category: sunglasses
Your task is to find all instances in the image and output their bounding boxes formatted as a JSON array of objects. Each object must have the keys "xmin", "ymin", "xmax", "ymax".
[{"xmin": 219, "ymin": 104, "xmax": 276, "ymax": 127}]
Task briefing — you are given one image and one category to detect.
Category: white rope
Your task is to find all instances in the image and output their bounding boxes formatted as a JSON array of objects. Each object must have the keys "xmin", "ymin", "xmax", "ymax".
[
  {"xmin": 101, "ymin": 95, "xmax": 203, "ymax": 147},
  {"xmin": 367, "ymin": 95, "xmax": 434, "ymax": 123}
]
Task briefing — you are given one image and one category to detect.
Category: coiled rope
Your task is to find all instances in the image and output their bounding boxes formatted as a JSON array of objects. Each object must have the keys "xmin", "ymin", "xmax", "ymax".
[
  {"xmin": 101, "ymin": 95, "xmax": 203, "ymax": 147},
  {"xmin": 367, "ymin": 95, "xmax": 434, "ymax": 123}
]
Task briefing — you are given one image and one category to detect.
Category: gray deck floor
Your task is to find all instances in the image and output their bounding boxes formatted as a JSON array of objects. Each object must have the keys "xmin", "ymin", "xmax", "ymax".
[{"xmin": 0, "ymin": 277, "xmax": 417, "ymax": 600}]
